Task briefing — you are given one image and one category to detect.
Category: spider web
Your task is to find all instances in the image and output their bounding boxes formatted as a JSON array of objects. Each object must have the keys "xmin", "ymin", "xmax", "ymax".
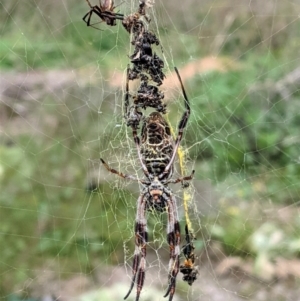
[{"xmin": 1, "ymin": 0, "xmax": 300, "ymax": 300}]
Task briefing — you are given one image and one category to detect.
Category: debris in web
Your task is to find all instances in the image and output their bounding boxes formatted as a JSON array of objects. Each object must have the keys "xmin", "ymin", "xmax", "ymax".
[{"xmin": 180, "ymin": 224, "xmax": 199, "ymax": 285}]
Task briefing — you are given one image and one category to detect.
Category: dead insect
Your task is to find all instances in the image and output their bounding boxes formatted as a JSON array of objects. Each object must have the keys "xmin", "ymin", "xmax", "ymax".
[
  {"xmin": 83, "ymin": 0, "xmax": 124, "ymax": 29},
  {"xmin": 133, "ymin": 75, "xmax": 166, "ymax": 113},
  {"xmin": 180, "ymin": 224, "xmax": 199, "ymax": 285}
]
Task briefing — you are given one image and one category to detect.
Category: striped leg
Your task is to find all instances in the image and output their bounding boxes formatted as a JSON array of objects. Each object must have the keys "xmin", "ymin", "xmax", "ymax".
[
  {"xmin": 164, "ymin": 195, "xmax": 181, "ymax": 301},
  {"xmin": 100, "ymin": 158, "xmax": 139, "ymax": 181},
  {"xmin": 161, "ymin": 67, "xmax": 190, "ymax": 178},
  {"xmin": 167, "ymin": 170, "xmax": 195, "ymax": 185},
  {"xmin": 124, "ymin": 194, "xmax": 148, "ymax": 301}
]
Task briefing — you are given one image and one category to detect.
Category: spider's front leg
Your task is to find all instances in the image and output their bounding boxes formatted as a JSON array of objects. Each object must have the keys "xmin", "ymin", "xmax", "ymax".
[
  {"xmin": 82, "ymin": 10, "xmax": 93, "ymax": 26},
  {"xmin": 167, "ymin": 170, "xmax": 195, "ymax": 188},
  {"xmin": 161, "ymin": 67, "xmax": 191, "ymax": 178},
  {"xmin": 100, "ymin": 158, "xmax": 141, "ymax": 181},
  {"xmin": 164, "ymin": 195, "xmax": 181, "ymax": 301},
  {"xmin": 124, "ymin": 193, "xmax": 148, "ymax": 301}
]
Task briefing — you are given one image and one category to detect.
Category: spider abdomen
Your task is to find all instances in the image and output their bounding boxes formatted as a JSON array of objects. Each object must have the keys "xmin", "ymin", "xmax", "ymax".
[
  {"xmin": 141, "ymin": 112, "xmax": 174, "ymax": 176},
  {"xmin": 143, "ymin": 153, "xmax": 171, "ymax": 174}
]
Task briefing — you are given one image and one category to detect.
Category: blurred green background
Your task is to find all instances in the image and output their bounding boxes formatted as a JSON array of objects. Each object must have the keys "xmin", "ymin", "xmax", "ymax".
[{"xmin": 1, "ymin": 0, "xmax": 300, "ymax": 300}]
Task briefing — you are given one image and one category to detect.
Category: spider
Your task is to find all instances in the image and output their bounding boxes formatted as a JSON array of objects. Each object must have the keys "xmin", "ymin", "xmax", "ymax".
[
  {"xmin": 100, "ymin": 67, "xmax": 194, "ymax": 301},
  {"xmin": 180, "ymin": 224, "xmax": 199, "ymax": 285},
  {"xmin": 83, "ymin": 0, "xmax": 124, "ymax": 29}
]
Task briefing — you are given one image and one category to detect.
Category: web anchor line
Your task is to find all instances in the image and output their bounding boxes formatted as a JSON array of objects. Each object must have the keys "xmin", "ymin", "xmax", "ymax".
[{"xmin": 83, "ymin": 1, "xmax": 197, "ymax": 299}]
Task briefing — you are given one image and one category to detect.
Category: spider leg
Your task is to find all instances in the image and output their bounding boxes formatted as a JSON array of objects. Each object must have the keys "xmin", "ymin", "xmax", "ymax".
[
  {"xmin": 85, "ymin": 0, "xmax": 93, "ymax": 8},
  {"xmin": 91, "ymin": 6, "xmax": 106, "ymax": 22},
  {"xmin": 82, "ymin": 11, "xmax": 92, "ymax": 25},
  {"xmin": 108, "ymin": 10, "xmax": 125, "ymax": 23},
  {"xmin": 164, "ymin": 195, "xmax": 181, "ymax": 300},
  {"xmin": 87, "ymin": 18, "xmax": 106, "ymax": 30},
  {"xmin": 111, "ymin": 14, "xmax": 124, "ymax": 20},
  {"xmin": 124, "ymin": 193, "xmax": 148, "ymax": 300},
  {"xmin": 101, "ymin": 11, "xmax": 124, "ymax": 21},
  {"xmin": 167, "ymin": 170, "xmax": 195, "ymax": 185},
  {"xmin": 82, "ymin": 9, "xmax": 105, "ymax": 30},
  {"xmin": 160, "ymin": 67, "xmax": 190, "ymax": 178},
  {"xmin": 100, "ymin": 158, "xmax": 140, "ymax": 181}
]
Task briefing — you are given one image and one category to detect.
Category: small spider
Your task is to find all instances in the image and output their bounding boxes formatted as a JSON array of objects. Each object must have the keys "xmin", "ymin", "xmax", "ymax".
[
  {"xmin": 101, "ymin": 67, "xmax": 194, "ymax": 301},
  {"xmin": 180, "ymin": 224, "xmax": 199, "ymax": 285},
  {"xmin": 83, "ymin": 0, "xmax": 124, "ymax": 29}
]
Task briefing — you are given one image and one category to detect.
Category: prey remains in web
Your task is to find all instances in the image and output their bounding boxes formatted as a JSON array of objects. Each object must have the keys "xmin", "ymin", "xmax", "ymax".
[{"xmin": 180, "ymin": 224, "xmax": 199, "ymax": 286}]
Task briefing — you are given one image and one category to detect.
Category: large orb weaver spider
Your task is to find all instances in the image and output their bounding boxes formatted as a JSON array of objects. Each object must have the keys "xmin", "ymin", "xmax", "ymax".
[
  {"xmin": 83, "ymin": 0, "xmax": 124, "ymax": 29},
  {"xmin": 101, "ymin": 67, "xmax": 194, "ymax": 301}
]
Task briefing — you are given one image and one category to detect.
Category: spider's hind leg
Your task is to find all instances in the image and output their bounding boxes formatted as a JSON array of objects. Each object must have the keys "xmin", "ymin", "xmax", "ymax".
[
  {"xmin": 163, "ymin": 195, "xmax": 181, "ymax": 301},
  {"xmin": 124, "ymin": 194, "xmax": 148, "ymax": 301},
  {"xmin": 82, "ymin": 11, "xmax": 92, "ymax": 25},
  {"xmin": 167, "ymin": 170, "xmax": 195, "ymax": 187}
]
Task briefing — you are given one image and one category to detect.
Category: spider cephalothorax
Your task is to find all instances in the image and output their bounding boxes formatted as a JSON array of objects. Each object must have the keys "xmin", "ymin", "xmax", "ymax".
[
  {"xmin": 83, "ymin": 0, "xmax": 124, "ymax": 29},
  {"xmin": 101, "ymin": 68, "xmax": 194, "ymax": 301},
  {"xmin": 142, "ymin": 177, "xmax": 170, "ymax": 211}
]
